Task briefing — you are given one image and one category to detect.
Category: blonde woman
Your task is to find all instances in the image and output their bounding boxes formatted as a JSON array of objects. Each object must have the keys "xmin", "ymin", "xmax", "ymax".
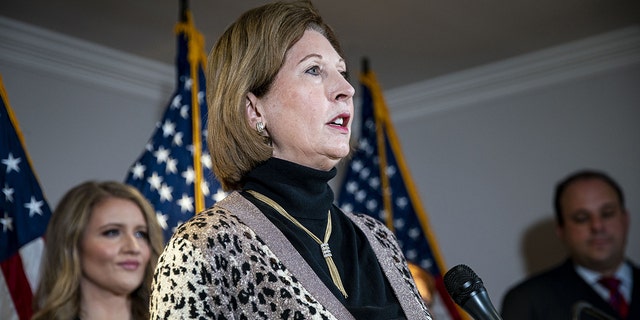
[{"xmin": 32, "ymin": 181, "xmax": 163, "ymax": 320}]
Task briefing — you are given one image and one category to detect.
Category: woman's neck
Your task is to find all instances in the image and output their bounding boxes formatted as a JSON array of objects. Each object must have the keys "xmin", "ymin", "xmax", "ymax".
[
  {"xmin": 243, "ymin": 157, "xmax": 336, "ymax": 219},
  {"xmin": 79, "ymin": 285, "xmax": 132, "ymax": 320}
]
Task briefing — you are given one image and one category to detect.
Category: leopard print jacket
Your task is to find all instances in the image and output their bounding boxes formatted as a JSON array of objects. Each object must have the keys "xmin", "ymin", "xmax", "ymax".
[{"xmin": 150, "ymin": 192, "xmax": 432, "ymax": 319}]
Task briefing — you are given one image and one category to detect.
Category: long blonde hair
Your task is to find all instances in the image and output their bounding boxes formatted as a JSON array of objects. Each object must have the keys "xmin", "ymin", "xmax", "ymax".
[
  {"xmin": 206, "ymin": 0, "xmax": 344, "ymax": 190},
  {"xmin": 32, "ymin": 181, "xmax": 164, "ymax": 320}
]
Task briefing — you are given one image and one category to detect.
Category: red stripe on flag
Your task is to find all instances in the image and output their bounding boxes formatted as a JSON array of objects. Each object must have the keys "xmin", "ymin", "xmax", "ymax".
[
  {"xmin": 433, "ymin": 276, "xmax": 463, "ymax": 320},
  {"xmin": 1, "ymin": 253, "xmax": 34, "ymax": 320}
]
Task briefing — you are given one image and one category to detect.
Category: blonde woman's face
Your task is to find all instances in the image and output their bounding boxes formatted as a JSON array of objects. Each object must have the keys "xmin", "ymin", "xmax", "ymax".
[
  {"xmin": 255, "ymin": 29, "xmax": 355, "ymax": 170},
  {"xmin": 79, "ymin": 197, "xmax": 151, "ymax": 297}
]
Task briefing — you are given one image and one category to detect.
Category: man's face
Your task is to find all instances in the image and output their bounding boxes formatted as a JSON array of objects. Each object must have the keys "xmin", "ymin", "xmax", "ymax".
[{"xmin": 557, "ymin": 178, "xmax": 629, "ymax": 273}]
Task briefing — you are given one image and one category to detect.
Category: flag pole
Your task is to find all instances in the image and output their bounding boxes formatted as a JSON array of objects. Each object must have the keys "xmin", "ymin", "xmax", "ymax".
[
  {"xmin": 361, "ymin": 56, "xmax": 369, "ymax": 74},
  {"xmin": 176, "ymin": 2, "xmax": 206, "ymax": 213},
  {"xmin": 188, "ymin": 27, "xmax": 204, "ymax": 213},
  {"xmin": 179, "ymin": 0, "xmax": 188, "ymax": 22}
]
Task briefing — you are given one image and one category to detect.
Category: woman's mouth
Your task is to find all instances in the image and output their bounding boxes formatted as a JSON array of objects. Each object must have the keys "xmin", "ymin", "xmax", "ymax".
[{"xmin": 119, "ymin": 261, "xmax": 141, "ymax": 270}]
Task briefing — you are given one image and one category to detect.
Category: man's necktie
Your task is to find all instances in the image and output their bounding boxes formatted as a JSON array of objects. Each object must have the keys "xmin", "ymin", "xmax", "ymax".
[{"xmin": 598, "ymin": 276, "xmax": 629, "ymax": 319}]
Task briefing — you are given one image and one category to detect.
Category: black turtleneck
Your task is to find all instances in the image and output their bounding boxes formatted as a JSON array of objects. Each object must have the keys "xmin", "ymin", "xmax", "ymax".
[{"xmin": 241, "ymin": 158, "xmax": 405, "ymax": 319}]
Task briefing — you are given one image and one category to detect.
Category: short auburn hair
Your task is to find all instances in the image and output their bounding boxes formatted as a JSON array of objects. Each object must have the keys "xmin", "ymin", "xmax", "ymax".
[{"xmin": 206, "ymin": 0, "xmax": 344, "ymax": 190}]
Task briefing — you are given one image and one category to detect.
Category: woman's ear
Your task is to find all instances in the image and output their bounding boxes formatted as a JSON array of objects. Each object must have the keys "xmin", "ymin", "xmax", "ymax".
[{"xmin": 245, "ymin": 92, "xmax": 262, "ymax": 128}]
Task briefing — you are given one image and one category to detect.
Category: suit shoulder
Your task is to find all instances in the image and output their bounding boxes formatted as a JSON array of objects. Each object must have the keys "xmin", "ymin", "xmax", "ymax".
[{"xmin": 504, "ymin": 262, "xmax": 572, "ymax": 297}]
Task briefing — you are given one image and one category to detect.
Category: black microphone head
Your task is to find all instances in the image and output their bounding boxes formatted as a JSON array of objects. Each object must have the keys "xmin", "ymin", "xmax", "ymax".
[{"xmin": 444, "ymin": 264, "xmax": 486, "ymax": 306}]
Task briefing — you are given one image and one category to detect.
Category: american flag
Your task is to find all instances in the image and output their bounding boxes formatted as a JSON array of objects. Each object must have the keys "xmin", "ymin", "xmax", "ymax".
[
  {"xmin": 337, "ymin": 68, "xmax": 464, "ymax": 320},
  {"xmin": 0, "ymin": 75, "xmax": 52, "ymax": 320},
  {"xmin": 125, "ymin": 12, "xmax": 224, "ymax": 242}
]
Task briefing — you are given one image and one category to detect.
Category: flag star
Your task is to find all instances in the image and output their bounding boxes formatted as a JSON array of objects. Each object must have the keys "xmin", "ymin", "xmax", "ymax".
[
  {"xmin": 184, "ymin": 78, "xmax": 193, "ymax": 90},
  {"xmin": 172, "ymin": 221, "xmax": 183, "ymax": 234},
  {"xmin": 182, "ymin": 167, "xmax": 195, "ymax": 185},
  {"xmin": 162, "ymin": 120, "xmax": 176, "ymax": 137},
  {"xmin": 368, "ymin": 177, "xmax": 380, "ymax": 189},
  {"xmin": 186, "ymin": 144, "xmax": 195, "ymax": 155},
  {"xmin": 355, "ymin": 190, "xmax": 367, "ymax": 202},
  {"xmin": 171, "ymin": 95, "xmax": 182, "ymax": 108},
  {"xmin": 166, "ymin": 157, "xmax": 178, "ymax": 174},
  {"xmin": 154, "ymin": 146, "xmax": 170, "ymax": 164},
  {"xmin": 357, "ymin": 138, "xmax": 370, "ymax": 151},
  {"xmin": 420, "ymin": 259, "xmax": 433, "ymax": 270},
  {"xmin": 173, "ymin": 132, "xmax": 184, "ymax": 146},
  {"xmin": 200, "ymin": 181, "xmax": 210, "ymax": 196},
  {"xmin": 385, "ymin": 165, "xmax": 397, "ymax": 177},
  {"xmin": 159, "ymin": 183, "xmax": 173, "ymax": 202},
  {"xmin": 364, "ymin": 118, "xmax": 375, "ymax": 130},
  {"xmin": 1, "ymin": 212, "xmax": 13, "ymax": 232},
  {"xmin": 346, "ymin": 181, "xmax": 359, "ymax": 194},
  {"xmin": 396, "ymin": 196, "xmax": 409, "ymax": 209},
  {"xmin": 201, "ymin": 154, "xmax": 212, "ymax": 170},
  {"xmin": 408, "ymin": 227, "xmax": 421, "ymax": 239},
  {"xmin": 180, "ymin": 105, "xmax": 189, "ymax": 119},
  {"xmin": 24, "ymin": 196, "xmax": 44, "ymax": 217},
  {"xmin": 394, "ymin": 218, "xmax": 405, "ymax": 230},
  {"xmin": 147, "ymin": 172, "xmax": 163, "ymax": 191},
  {"xmin": 2, "ymin": 153, "xmax": 21, "ymax": 173},
  {"xmin": 156, "ymin": 212, "xmax": 168, "ymax": 230},
  {"xmin": 3, "ymin": 183, "xmax": 14, "ymax": 202},
  {"xmin": 130, "ymin": 163, "xmax": 146, "ymax": 180},
  {"xmin": 365, "ymin": 199, "xmax": 378, "ymax": 211},
  {"xmin": 177, "ymin": 194, "xmax": 194, "ymax": 213},
  {"xmin": 351, "ymin": 159, "xmax": 363, "ymax": 172},
  {"xmin": 197, "ymin": 91, "xmax": 205, "ymax": 104},
  {"xmin": 359, "ymin": 167, "xmax": 371, "ymax": 180},
  {"xmin": 340, "ymin": 203, "xmax": 354, "ymax": 213},
  {"xmin": 213, "ymin": 188, "xmax": 227, "ymax": 202},
  {"xmin": 406, "ymin": 249, "xmax": 418, "ymax": 260}
]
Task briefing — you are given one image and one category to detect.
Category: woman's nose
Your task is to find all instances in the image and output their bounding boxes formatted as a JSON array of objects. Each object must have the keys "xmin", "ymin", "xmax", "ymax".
[
  {"xmin": 331, "ymin": 71, "xmax": 355, "ymax": 102},
  {"xmin": 123, "ymin": 234, "xmax": 141, "ymax": 253}
]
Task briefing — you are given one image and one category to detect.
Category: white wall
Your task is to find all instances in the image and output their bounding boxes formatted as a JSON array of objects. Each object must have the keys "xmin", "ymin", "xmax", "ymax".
[
  {"xmin": 383, "ymin": 26, "xmax": 640, "ymax": 310},
  {"xmin": 2, "ymin": 16, "xmax": 639, "ymax": 312},
  {"xmin": 0, "ymin": 17, "xmax": 174, "ymax": 205}
]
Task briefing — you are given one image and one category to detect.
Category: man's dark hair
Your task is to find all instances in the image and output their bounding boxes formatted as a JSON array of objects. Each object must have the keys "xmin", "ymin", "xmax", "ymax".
[{"xmin": 554, "ymin": 169, "xmax": 625, "ymax": 226}]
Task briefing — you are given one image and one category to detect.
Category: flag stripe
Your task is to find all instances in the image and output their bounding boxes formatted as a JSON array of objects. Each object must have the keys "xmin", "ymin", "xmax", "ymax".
[
  {"xmin": 19, "ymin": 238, "xmax": 45, "ymax": 292},
  {"xmin": 1, "ymin": 255, "xmax": 33, "ymax": 320},
  {"xmin": 0, "ymin": 272, "xmax": 19, "ymax": 320}
]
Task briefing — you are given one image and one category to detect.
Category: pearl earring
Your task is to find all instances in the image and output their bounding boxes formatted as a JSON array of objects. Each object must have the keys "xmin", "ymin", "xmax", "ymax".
[{"xmin": 256, "ymin": 121, "xmax": 265, "ymax": 134}]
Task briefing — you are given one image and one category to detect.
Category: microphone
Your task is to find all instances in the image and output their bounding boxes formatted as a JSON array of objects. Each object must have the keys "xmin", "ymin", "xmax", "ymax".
[
  {"xmin": 444, "ymin": 264, "xmax": 502, "ymax": 320},
  {"xmin": 572, "ymin": 301, "xmax": 616, "ymax": 320}
]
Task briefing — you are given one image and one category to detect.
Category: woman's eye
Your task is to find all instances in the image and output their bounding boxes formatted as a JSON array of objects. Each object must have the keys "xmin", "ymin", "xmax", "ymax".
[
  {"xmin": 340, "ymin": 70, "xmax": 349, "ymax": 80},
  {"xmin": 103, "ymin": 229, "xmax": 120, "ymax": 237},
  {"xmin": 306, "ymin": 66, "xmax": 321, "ymax": 75},
  {"xmin": 135, "ymin": 230, "xmax": 149, "ymax": 239}
]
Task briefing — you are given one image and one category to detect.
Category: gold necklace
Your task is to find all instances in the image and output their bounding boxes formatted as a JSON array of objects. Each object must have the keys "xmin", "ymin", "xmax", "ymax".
[{"xmin": 246, "ymin": 190, "xmax": 348, "ymax": 298}]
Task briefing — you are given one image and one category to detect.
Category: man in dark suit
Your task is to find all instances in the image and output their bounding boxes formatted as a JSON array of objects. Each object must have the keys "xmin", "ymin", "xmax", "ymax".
[{"xmin": 501, "ymin": 170, "xmax": 639, "ymax": 320}]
